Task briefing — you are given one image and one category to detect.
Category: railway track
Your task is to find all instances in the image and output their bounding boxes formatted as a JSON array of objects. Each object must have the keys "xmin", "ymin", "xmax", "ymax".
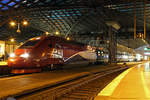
[
  {"xmin": 11, "ymin": 66, "xmax": 128, "ymax": 100},
  {"xmin": 0, "ymin": 74, "xmax": 16, "ymax": 78}
]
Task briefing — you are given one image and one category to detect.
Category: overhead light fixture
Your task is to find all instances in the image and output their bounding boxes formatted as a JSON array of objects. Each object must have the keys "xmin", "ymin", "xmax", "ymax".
[
  {"xmin": 10, "ymin": 19, "xmax": 29, "ymax": 33},
  {"xmin": 55, "ymin": 31, "xmax": 59, "ymax": 35},
  {"xmin": 66, "ymin": 37, "xmax": 70, "ymax": 40},
  {"xmin": 10, "ymin": 38, "xmax": 15, "ymax": 42},
  {"xmin": 10, "ymin": 21, "xmax": 16, "ymax": 27},
  {"xmin": 23, "ymin": 20, "xmax": 28, "ymax": 26},
  {"xmin": 45, "ymin": 32, "xmax": 50, "ymax": 35}
]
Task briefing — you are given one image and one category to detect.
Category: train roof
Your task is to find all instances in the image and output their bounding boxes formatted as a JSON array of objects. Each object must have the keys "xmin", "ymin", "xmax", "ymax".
[
  {"xmin": 50, "ymin": 36, "xmax": 85, "ymax": 46},
  {"xmin": 32, "ymin": 35, "xmax": 86, "ymax": 46}
]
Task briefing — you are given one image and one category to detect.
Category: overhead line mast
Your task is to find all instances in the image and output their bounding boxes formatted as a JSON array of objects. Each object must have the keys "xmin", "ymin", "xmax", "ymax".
[
  {"xmin": 134, "ymin": 1, "xmax": 136, "ymax": 39},
  {"xmin": 144, "ymin": 0, "xmax": 146, "ymax": 39}
]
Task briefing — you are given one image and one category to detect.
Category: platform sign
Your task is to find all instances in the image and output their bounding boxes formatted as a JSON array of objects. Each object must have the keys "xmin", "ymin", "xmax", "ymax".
[{"xmin": 0, "ymin": 41, "xmax": 5, "ymax": 57}]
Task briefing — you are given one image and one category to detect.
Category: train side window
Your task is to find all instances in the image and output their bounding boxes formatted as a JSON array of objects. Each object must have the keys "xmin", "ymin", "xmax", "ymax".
[{"xmin": 48, "ymin": 44, "xmax": 53, "ymax": 48}]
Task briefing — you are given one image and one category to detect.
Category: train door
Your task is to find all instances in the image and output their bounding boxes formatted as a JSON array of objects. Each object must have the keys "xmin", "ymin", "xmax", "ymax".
[
  {"xmin": 40, "ymin": 40, "xmax": 53, "ymax": 67},
  {"xmin": 52, "ymin": 43, "xmax": 63, "ymax": 63}
]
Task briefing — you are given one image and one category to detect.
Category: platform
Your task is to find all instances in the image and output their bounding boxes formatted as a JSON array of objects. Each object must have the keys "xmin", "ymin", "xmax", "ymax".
[
  {"xmin": 0, "ymin": 61, "xmax": 7, "ymax": 66},
  {"xmin": 0, "ymin": 64, "xmax": 123, "ymax": 99},
  {"xmin": 95, "ymin": 62, "xmax": 150, "ymax": 100}
]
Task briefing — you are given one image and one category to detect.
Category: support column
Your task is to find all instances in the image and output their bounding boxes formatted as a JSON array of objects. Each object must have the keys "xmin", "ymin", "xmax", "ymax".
[
  {"xmin": 108, "ymin": 26, "xmax": 112, "ymax": 64},
  {"xmin": 108, "ymin": 26, "xmax": 117, "ymax": 64},
  {"xmin": 134, "ymin": 1, "xmax": 137, "ymax": 39},
  {"xmin": 4, "ymin": 41, "xmax": 6, "ymax": 61},
  {"xmin": 144, "ymin": 0, "xmax": 146, "ymax": 39}
]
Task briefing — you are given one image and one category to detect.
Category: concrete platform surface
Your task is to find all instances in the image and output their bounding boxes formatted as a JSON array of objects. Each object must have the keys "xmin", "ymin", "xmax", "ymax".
[{"xmin": 95, "ymin": 62, "xmax": 150, "ymax": 100}]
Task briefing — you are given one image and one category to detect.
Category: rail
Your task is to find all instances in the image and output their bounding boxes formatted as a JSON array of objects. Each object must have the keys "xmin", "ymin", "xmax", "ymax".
[{"xmin": 12, "ymin": 66, "xmax": 128, "ymax": 100}]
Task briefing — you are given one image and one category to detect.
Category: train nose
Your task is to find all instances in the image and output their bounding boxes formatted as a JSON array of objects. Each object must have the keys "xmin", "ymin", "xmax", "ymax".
[
  {"xmin": 8, "ymin": 56, "xmax": 34, "ymax": 68},
  {"xmin": 8, "ymin": 49, "xmax": 32, "ymax": 67},
  {"xmin": 8, "ymin": 52, "xmax": 30, "ymax": 62}
]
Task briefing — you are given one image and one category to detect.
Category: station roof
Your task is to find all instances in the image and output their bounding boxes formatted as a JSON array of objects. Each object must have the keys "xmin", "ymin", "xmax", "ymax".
[{"xmin": 0, "ymin": 0, "xmax": 149, "ymax": 48}]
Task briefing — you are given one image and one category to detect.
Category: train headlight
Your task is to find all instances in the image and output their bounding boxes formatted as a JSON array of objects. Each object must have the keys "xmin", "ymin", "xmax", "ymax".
[
  {"xmin": 10, "ymin": 53, "xmax": 15, "ymax": 58},
  {"xmin": 20, "ymin": 53, "xmax": 29, "ymax": 58}
]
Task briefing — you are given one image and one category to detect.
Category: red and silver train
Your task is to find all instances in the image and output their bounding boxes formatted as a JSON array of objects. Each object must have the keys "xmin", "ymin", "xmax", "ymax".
[{"xmin": 8, "ymin": 36, "xmax": 97, "ymax": 74}]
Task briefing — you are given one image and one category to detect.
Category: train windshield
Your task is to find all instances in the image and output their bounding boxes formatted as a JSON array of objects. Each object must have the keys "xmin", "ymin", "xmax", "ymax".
[{"xmin": 19, "ymin": 39, "xmax": 40, "ymax": 49}]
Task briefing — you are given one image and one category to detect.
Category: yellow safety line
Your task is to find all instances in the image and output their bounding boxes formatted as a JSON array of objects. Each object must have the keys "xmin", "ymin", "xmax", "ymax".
[
  {"xmin": 0, "ymin": 61, "xmax": 7, "ymax": 65},
  {"xmin": 98, "ymin": 67, "xmax": 134, "ymax": 96},
  {"xmin": 141, "ymin": 71, "xmax": 150, "ymax": 98}
]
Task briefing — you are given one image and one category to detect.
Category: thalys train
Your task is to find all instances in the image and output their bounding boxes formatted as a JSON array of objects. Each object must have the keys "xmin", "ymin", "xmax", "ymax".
[
  {"xmin": 8, "ymin": 36, "xmax": 136, "ymax": 74},
  {"xmin": 8, "ymin": 36, "xmax": 98, "ymax": 74}
]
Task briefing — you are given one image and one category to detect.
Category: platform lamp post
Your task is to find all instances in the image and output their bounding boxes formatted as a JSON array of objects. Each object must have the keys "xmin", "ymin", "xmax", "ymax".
[
  {"xmin": 9, "ymin": 20, "xmax": 28, "ymax": 33},
  {"xmin": 10, "ymin": 38, "xmax": 15, "ymax": 53}
]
